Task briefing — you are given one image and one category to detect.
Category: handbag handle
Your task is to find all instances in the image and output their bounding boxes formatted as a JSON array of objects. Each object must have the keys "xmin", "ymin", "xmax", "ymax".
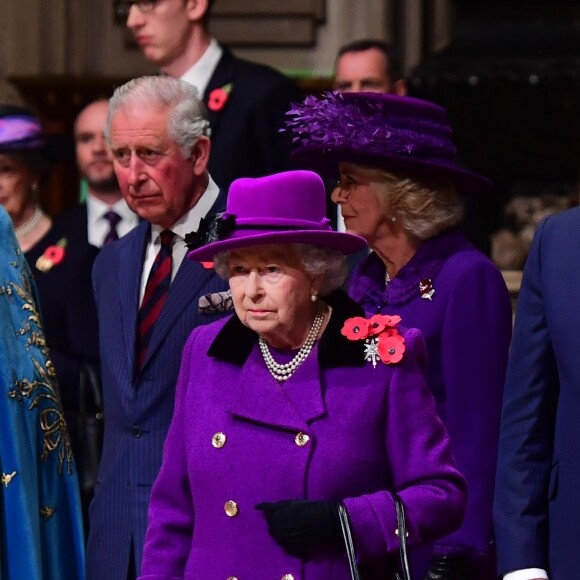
[
  {"xmin": 79, "ymin": 364, "xmax": 104, "ymax": 419},
  {"xmin": 339, "ymin": 494, "xmax": 411, "ymax": 580},
  {"xmin": 338, "ymin": 503, "xmax": 361, "ymax": 580},
  {"xmin": 394, "ymin": 494, "xmax": 411, "ymax": 580}
]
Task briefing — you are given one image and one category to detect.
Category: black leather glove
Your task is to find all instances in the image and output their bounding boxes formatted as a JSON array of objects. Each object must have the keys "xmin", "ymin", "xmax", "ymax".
[
  {"xmin": 255, "ymin": 499, "xmax": 342, "ymax": 557},
  {"xmin": 424, "ymin": 555, "xmax": 473, "ymax": 580}
]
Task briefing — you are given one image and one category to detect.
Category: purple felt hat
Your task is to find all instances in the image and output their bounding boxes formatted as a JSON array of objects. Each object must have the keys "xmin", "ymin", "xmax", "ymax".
[
  {"xmin": 0, "ymin": 106, "xmax": 69, "ymax": 162},
  {"xmin": 287, "ymin": 91, "xmax": 492, "ymax": 195},
  {"xmin": 187, "ymin": 170, "xmax": 367, "ymax": 261}
]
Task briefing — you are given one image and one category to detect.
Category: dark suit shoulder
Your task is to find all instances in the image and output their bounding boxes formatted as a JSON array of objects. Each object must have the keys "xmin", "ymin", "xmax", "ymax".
[
  {"xmin": 541, "ymin": 206, "xmax": 580, "ymax": 236},
  {"xmin": 51, "ymin": 204, "xmax": 89, "ymax": 245},
  {"xmin": 216, "ymin": 49, "xmax": 301, "ymax": 96}
]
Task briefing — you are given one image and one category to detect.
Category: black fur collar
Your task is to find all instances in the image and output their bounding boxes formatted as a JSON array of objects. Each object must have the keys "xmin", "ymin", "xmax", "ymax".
[{"xmin": 207, "ymin": 290, "xmax": 366, "ymax": 369}]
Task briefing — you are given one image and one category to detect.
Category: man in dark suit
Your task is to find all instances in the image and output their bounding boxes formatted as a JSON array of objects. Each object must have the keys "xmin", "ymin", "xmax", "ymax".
[
  {"xmin": 119, "ymin": 0, "xmax": 302, "ymax": 190},
  {"xmin": 58, "ymin": 99, "xmax": 139, "ymax": 248},
  {"xmin": 494, "ymin": 208, "xmax": 580, "ymax": 580},
  {"xmin": 86, "ymin": 75, "xmax": 228, "ymax": 580}
]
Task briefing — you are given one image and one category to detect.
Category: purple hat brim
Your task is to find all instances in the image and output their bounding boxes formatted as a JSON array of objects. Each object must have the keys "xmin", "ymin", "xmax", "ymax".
[
  {"xmin": 291, "ymin": 145, "xmax": 492, "ymax": 196},
  {"xmin": 187, "ymin": 229, "xmax": 367, "ymax": 262}
]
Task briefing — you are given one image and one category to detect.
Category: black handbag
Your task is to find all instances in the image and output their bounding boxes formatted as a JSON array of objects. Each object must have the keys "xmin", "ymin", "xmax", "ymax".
[
  {"xmin": 338, "ymin": 494, "xmax": 411, "ymax": 580},
  {"xmin": 77, "ymin": 364, "xmax": 104, "ymax": 497}
]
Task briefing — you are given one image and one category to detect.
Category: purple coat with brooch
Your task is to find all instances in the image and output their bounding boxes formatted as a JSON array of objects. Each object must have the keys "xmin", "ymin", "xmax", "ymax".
[
  {"xmin": 349, "ymin": 229, "xmax": 512, "ymax": 578},
  {"xmin": 139, "ymin": 291, "xmax": 466, "ymax": 580}
]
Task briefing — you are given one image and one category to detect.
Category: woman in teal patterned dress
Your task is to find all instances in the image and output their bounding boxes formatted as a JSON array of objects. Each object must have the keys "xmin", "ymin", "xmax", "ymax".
[{"xmin": 0, "ymin": 204, "xmax": 84, "ymax": 579}]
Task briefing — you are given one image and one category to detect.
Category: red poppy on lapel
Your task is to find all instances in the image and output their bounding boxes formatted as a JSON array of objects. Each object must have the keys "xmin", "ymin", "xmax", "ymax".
[
  {"xmin": 207, "ymin": 83, "xmax": 232, "ymax": 112},
  {"xmin": 341, "ymin": 314, "xmax": 406, "ymax": 367},
  {"xmin": 36, "ymin": 237, "xmax": 67, "ymax": 273}
]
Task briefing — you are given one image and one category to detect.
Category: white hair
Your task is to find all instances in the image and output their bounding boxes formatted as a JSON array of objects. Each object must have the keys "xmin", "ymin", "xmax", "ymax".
[
  {"xmin": 213, "ymin": 243, "xmax": 348, "ymax": 296},
  {"xmin": 105, "ymin": 75, "xmax": 211, "ymax": 158}
]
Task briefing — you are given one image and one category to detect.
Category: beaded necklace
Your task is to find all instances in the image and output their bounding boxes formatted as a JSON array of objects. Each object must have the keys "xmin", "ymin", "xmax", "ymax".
[
  {"xmin": 259, "ymin": 303, "xmax": 325, "ymax": 382},
  {"xmin": 14, "ymin": 206, "xmax": 44, "ymax": 239}
]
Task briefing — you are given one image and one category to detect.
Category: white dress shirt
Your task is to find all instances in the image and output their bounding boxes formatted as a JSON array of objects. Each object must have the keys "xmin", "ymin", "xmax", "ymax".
[
  {"xmin": 180, "ymin": 38, "xmax": 223, "ymax": 97},
  {"xmin": 139, "ymin": 176, "xmax": 220, "ymax": 305},
  {"xmin": 87, "ymin": 194, "xmax": 139, "ymax": 248},
  {"xmin": 504, "ymin": 569, "xmax": 548, "ymax": 580}
]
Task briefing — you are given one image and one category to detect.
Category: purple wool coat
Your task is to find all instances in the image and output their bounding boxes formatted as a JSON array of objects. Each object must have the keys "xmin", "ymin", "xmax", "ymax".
[
  {"xmin": 349, "ymin": 229, "xmax": 512, "ymax": 577},
  {"xmin": 139, "ymin": 292, "xmax": 466, "ymax": 580}
]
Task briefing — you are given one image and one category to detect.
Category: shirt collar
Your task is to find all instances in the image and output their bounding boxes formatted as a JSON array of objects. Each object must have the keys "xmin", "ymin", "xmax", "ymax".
[
  {"xmin": 149, "ymin": 174, "xmax": 220, "ymax": 244},
  {"xmin": 87, "ymin": 193, "xmax": 136, "ymax": 227},
  {"xmin": 180, "ymin": 38, "xmax": 223, "ymax": 96}
]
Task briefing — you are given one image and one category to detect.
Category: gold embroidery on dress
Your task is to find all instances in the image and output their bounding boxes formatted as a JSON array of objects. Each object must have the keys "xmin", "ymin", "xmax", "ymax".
[
  {"xmin": 40, "ymin": 506, "xmax": 56, "ymax": 519},
  {"xmin": 1, "ymin": 471, "xmax": 17, "ymax": 487},
  {"xmin": 3, "ymin": 271, "xmax": 74, "ymax": 476}
]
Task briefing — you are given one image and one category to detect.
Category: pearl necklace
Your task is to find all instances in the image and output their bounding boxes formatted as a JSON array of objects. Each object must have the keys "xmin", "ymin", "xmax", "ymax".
[
  {"xmin": 259, "ymin": 304, "xmax": 325, "ymax": 382},
  {"xmin": 14, "ymin": 206, "xmax": 44, "ymax": 239}
]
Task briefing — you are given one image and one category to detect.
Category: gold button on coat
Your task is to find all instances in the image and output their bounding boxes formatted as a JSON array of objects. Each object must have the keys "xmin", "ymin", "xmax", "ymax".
[
  {"xmin": 212, "ymin": 432, "xmax": 226, "ymax": 448},
  {"xmin": 224, "ymin": 500, "xmax": 238, "ymax": 517},
  {"xmin": 295, "ymin": 432, "xmax": 309, "ymax": 447}
]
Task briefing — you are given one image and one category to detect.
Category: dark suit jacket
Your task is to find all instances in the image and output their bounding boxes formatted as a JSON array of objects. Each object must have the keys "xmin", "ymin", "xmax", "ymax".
[
  {"xmin": 85, "ymin": 193, "xmax": 229, "ymax": 580},
  {"xmin": 494, "ymin": 207, "xmax": 580, "ymax": 580},
  {"xmin": 203, "ymin": 48, "xmax": 303, "ymax": 190},
  {"xmin": 25, "ymin": 204, "xmax": 100, "ymax": 417}
]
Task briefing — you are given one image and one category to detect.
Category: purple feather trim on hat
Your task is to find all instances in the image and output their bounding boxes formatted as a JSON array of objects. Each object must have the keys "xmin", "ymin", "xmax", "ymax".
[
  {"xmin": 0, "ymin": 116, "xmax": 44, "ymax": 148},
  {"xmin": 284, "ymin": 92, "xmax": 457, "ymax": 161}
]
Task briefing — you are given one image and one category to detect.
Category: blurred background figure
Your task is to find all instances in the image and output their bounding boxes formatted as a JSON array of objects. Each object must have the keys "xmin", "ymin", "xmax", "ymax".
[
  {"xmin": 288, "ymin": 91, "xmax": 512, "ymax": 579},
  {"xmin": 0, "ymin": 106, "xmax": 55, "ymax": 256},
  {"xmin": 61, "ymin": 98, "xmax": 138, "ymax": 248},
  {"xmin": 0, "ymin": 204, "xmax": 84, "ymax": 579},
  {"xmin": 119, "ymin": 0, "xmax": 302, "ymax": 190},
  {"xmin": 334, "ymin": 38, "xmax": 407, "ymax": 95}
]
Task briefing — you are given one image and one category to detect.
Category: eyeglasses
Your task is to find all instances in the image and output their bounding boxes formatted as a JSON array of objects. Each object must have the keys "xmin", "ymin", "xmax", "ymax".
[{"xmin": 115, "ymin": 0, "xmax": 162, "ymax": 21}]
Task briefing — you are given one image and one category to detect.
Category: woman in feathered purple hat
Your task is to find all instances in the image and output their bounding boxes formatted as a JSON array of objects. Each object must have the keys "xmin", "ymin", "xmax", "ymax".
[
  {"xmin": 287, "ymin": 92, "xmax": 512, "ymax": 579},
  {"xmin": 139, "ymin": 170, "xmax": 467, "ymax": 579}
]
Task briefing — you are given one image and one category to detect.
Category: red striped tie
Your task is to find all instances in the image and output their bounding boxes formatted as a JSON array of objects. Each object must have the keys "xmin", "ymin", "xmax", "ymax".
[{"xmin": 137, "ymin": 230, "xmax": 174, "ymax": 369}]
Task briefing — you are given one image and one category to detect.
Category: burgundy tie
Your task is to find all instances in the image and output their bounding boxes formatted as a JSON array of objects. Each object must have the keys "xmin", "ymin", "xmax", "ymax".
[
  {"xmin": 137, "ymin": 230, "xmax": 174, "ymax": 369},
  {"xmin": 103, "ymin": 211, "xmax": 121, "ymax": 246}
]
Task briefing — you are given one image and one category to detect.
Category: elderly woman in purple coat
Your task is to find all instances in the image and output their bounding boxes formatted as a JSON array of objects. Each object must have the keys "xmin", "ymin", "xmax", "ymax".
[
  {"xmin": 286, "ymin": 93, "xmax": 512, "ymax": 579},
  {"xmin": 138, "ymin": 170, "xmax": 466, "ymax": 580}
]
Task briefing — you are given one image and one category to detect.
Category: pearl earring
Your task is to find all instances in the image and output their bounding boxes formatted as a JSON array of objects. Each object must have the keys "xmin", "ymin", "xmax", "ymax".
[
  {"xmin": 311, "ymin": 293, "xmax": 318, "ymax": 302},
  {"xmin": 391, "ymin": 216, "xmax": 397, "ymax": 222}
]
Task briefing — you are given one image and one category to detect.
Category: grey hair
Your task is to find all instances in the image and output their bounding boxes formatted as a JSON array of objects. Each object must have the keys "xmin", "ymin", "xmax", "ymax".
[
  {"xmin": 213, "ymin": 243, "xmax": 348, "ymax": 296},
  {"xmin": 350, "ymin": 164, "xmax": 464, "ymax": 240},
  {"xmin": 105, "ymin": 76, "xmax": 211, "ymax": 158}
]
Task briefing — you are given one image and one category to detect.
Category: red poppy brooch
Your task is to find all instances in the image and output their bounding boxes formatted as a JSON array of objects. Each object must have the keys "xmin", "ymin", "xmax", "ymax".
[
  {"xmin": 36, "ymin": 237, "xmax": 67, "ymax": 273},
  {"xmin": 341, "ymin": 314, "xmax": 405, "ymax": 367},
  {"xmin": 207, "ymin": 82, "xmax": 232, "ymax": 112}
]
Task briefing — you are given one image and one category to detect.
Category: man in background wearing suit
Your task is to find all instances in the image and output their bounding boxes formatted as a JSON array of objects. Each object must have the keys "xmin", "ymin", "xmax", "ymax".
[
  {"xmin": 86, "ymin": 75, "xmax": 228, "ymax": 580},
  {"xmin": 494, "ymin": 208, "xmax": 580, "ymax": 580},
  {"xmin": 58, "ymin": 99, "xmax": 139, "ymax": 248},
  {"xmin": 334, "ymin": 38, "xmax": 407, "ymax": 95},
  {"xmin": 119, "ymin": 0, "xmax": 302, "ymax": 190}
]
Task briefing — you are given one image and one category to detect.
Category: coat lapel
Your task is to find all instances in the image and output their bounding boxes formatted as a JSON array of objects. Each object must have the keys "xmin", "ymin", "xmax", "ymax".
[
  {"xmin": 203, "ymin": 50, "xmax": 235, "ymax": 137},
  {"xmin": 119, "ymin": 221, "xmax": 149, "ymax": 385},
  {"xmin": 224, "ymin": 347, "xmax": 320, "ymax": 431},
  {"xmin": 137, "ymin": 191, "xmax": 227, "ymax": 373},
  {"xmin": 138, "ymin": 259, "xmax": 216, "ymax": 372}
]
